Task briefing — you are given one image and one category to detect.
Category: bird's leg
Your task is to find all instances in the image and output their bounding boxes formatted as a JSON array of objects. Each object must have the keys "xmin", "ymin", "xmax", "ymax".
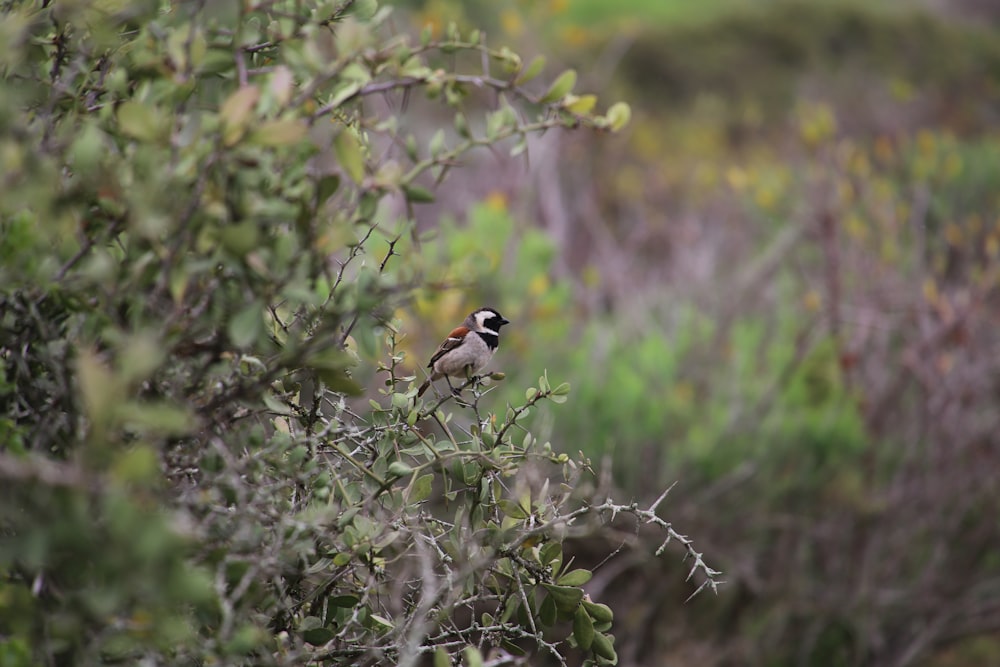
[{"xmin": 445, "ymin": 375, "xmax": 459, "ymax": 396}]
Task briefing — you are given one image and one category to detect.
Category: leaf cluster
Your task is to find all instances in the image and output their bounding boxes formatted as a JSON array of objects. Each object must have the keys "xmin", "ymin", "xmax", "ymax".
[{"xmin": 0, "ymin": 2, "xmax": 710, "ymax": 667}]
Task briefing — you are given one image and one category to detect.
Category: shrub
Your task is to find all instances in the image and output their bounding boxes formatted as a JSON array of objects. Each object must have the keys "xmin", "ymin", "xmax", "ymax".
[{"xmin": 0, "ymin": 1, "xmax": 715, "ymax": 666}]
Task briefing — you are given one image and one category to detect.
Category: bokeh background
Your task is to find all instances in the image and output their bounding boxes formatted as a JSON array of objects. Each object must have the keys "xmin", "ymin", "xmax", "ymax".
[{"xmin": 386, "ymin": 1, "xmax": 1000, "ymax": 665}]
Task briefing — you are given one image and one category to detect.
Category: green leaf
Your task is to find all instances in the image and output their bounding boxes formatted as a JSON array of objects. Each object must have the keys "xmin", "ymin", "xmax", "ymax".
[
  {"xmin": 583, "ymin": 600, "xmax": 614, "ymax": 624},
  {"xmin": 538, "ymin": 591, "xmax": 557, "ymax": 627},
  {"xmin": 111, "ymin": 445, "xmax": 160, "ymax": 484},
  {"xmin": 557, "ymin": 568, "xmax": 592, "ymax": 586},
  {"xmin": 311, "ymin": 347, "xmax": 357, "ymax": 372},
  {"xmin": 539, "ymin": 542, "xmax": 562, "ymax": 566},
  {"xmin": 541, "ymin": 584, "xmax": 584, "ymax": 614},
  {"xmin": 268, "ymin": 65, "xmax": 295, "ymax": 106},
  {"xmin": 573, "ymin": 605, "xmax": 595, "ymax": 651},
  {"xmin": 347, "ymin": 0, "xmax": 378, "ymax": 20},
  {"xmin": 564, "ymin": 94, "xmax": 597, "ymax": 115},
  {"xmin": 119, "ymin": 331, "xmax": 165, "ymax": 384},
  {"xmin": 539, "ymin": 69, "xmax": 576, "ymax": 104},
  {"xmin": 373, "ymin": 161, "xmax": 403, "ymax": 188},
  {"xmin": 408, "ymin": 474, "xmax": 434, "ymax": 503},
  {"xmin": 329, "ymin": 595, "xmax": 360, "ymax": 608},
  {"xmin": 606, "ymin": 101, "xmax": 632, "ymax": 133},
  {"xmin": 591, "ymin": 632, "xmax": 617, "ymax": 663},
  {"xmin": 387, "ymin": 461, "xmax": 413, "ymax": 477},
  {"xmin": 369, "ymin": 614, "xmax": 394, "ymax": 631},
  {"xmin": 70, "ymin": 122, "xmax": 107, "ymax": 172},
  {"xmin": 498, "ymin": 499, "xmax": 528, "ymax": 520},
  {"xmin": 402, "ymin": 60, "xmax": 432, "ymax": 80},
  {"xmin": 454, "ymin": 111, "xmax": 470, "ymax": 138},
  {"xmin": 429, "ymin": 128, "xmax": 446, "ymax": 157},
  {"xmin": 117, "ymin": 402, "xmax": 194, "ymax": 436},
  {"xmin": 340, "ymin": 62, "xmax": 372, "ymax": 85},
  {"xmin": 117, "ymin": 101, "xmax": 165, "ymax": 142},
  {"xmin": 434, "ymin": 648, "xmax": 450, "ymax": 667},
  {"xmin": 486, "ymin": 105, "xmax": 516, "ymax": 139},
  {"xmin": 496, "ymin": 46, "xmax": 521, "ymax": 74},
  {"xmin": 224, "ymin": 624, "xmax": 265, "ymax": 654},
  {"xmin": 463, "ymin": 646, "xmax": 483, "ymax": 667},
  {"xmin": 302, "ymin": 626, "xmax": 336, "ymax": 645},
  {"xmin": 402, "ymin": 184, "xmax": 435, "ymax": 203},
  {"xmin": 334, "ymin": 130, "xmax": 365, "ymax": 183},
  {"xmin": 316, "ymin": 174, "xmax": 341, "ymax": 202},
  {"xmin": 199, "ymin": 49, "xmax": 234, "ymax": 75},
  {"xmin": 516, "ymin": 55, "xmax": 546, "ymax": 85},
  {"xmin": 219, "ymin": 221, "xmax": 260, "ymax": 257},
  {"xmin": 228, "ymin": 301, "xmax": 264, "ymax": 348},
  {"xmin": 321, "ymin": 372, "xmax": 363, "ymax": 396},
  {"xmin": 248, "ymin": 118, "xmax": 307, "ymax": 146},
  {"xmin": 327, "ymin": 81, "xmax": 362, "ymax": 110},
  {"xmin": 405, "ymin": 134, "xmax": 419, "ymax": 160},
  {"xmin": 220, "ymin": 85, "xmax": 260, "ymax": 144}
]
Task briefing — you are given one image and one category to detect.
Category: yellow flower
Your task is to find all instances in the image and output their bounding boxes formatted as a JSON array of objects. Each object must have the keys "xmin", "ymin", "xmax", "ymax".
[{"xmin": 484, "ymin": 190, "xmax": 507, "ymax": 211}]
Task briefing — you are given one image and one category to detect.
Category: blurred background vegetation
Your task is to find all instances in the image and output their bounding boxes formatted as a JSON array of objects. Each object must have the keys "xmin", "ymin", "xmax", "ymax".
[
  {"xmin": 3, "ymin": 0, "xmax": 1000, "ymax": 665},
  {"xmin": 394, "ymin": 0, "xmax": 1000, "ymax": 665}
]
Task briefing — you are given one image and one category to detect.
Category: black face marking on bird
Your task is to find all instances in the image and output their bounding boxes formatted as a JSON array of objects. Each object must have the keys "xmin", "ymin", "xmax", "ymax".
[{"xmin": 470, "ymin": 308, "xmax": 510, "ymax": 336}]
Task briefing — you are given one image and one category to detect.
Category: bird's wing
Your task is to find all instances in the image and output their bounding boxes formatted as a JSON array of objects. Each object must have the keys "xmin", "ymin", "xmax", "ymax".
[{"xmin": 428, "ymin": 326, "xmax": 469, "ymax": 367}]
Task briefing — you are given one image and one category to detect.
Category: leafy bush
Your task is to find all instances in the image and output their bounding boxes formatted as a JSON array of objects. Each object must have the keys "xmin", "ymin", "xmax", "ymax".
[
  {"xmin": 400, "ymin": 36, "xmax": 1000, "ymax": 659},
  {"xmin": 619, "ymin": 1, "xmax": 1000, "ymax": 132},
  {"xmin": 0, "ymin": 1, "xmax": 717, "ymax": 666}
]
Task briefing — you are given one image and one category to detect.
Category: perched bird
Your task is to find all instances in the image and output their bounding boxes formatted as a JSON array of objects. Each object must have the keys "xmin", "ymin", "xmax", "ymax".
[{"xmin": 417, "ymin": 307, "xmax": 510, "ymax": 397}]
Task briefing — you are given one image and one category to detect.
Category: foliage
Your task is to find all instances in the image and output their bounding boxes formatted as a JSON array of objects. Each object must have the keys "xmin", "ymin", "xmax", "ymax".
[
  {"xmin": 0, "ymin": 2, "xmax": 726, "ymax": 667},
  {"xmin": 619, "ymin": 1, "xmax": 1000, "ymax": 132},
  {"xmin": 408, "ymin": 206, "xmax": 868, "ymax": 488},
  {"xmin": 395, "ymin": 4, "xmax": 1000, "ymax": 661}
]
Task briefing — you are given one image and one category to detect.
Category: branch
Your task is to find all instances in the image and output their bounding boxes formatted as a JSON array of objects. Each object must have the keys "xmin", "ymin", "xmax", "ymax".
[{"xmin": 0, "ymin": 452, "xmax": 93, "ymax": 490}]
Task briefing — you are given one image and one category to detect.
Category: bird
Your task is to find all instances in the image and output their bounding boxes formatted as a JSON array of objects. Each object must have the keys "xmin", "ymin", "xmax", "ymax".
[{"xmin": 417, "ymin": 307, "xmax": 510, "ymax": 397}]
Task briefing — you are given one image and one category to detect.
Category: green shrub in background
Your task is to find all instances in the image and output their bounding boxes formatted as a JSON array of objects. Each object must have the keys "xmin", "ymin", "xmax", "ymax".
[
  {"xmin": 0, "ymin": 1, "xmax": 723, "ymax": 666},
  {"xmin": 408, "ymin": 80, "xmax": 1000, "ymax": 662},
  {"xmin": 412, "ymin": 203, "xmax": 866, "ymax": 490}
]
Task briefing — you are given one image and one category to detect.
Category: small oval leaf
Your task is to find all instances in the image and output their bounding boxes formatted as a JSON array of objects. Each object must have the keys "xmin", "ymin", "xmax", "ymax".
[
  {"xmin": 573, "ymin": 605, "xmax": 595, "ymax": 651},
  {"xmin": 606, "ymin": 101, "xmax": 632, "ymax": 133},
  {"xmin": 387, "ymin": 461, "xmax": 413, "ymax": 477},
  {"xmin": 249, "ymin": 118, "xmax": 307, "ymax": 146},
  {"xmin": 463, "ymin": 646, "xmax": 484, "ymax": 667},
  {"xmin": 402, "ymin": 183, "xmax": 435, "ymax": 203},
  {"xmin": 117, "ymin": 102, "xmax": 164, "ymax": 142},
  {"xmin": 221, "ymin": 86, "xmax": 260, "ymax": 129},
  {"xmin": 541, "ymin": 584, "xmax": 584, "ymax": 614},
  {"xmin": 334, "ymin": 130, "xmax": 366, "ymax": 183},
  {"xmin": 228, "ymin": 301, "xmax": 264, "ymax": 348},
  {"xmin": 539, "ymin": 69, "xmax": 576, "ymax": 104},
  {"xmin": 583, "ymin": 600, "xmax": 614, "ymax": 624},
  {"xmin": 591, "ymin": 632, "xmax": 617, "ymax": 662},
  {"xmin": 564, "ymin": 94, "xmax": 597, "ymax": 115},
  {"xmin": 408, "ymin": 474, "xmax": 434, "ymax": 503},
  {"xmin": 516, "ymin": 55, "xmax": 546, "ymax": 85},
  {"xmin": 557, "ymin": 568, "xmax": 592, "ymax": 586}
]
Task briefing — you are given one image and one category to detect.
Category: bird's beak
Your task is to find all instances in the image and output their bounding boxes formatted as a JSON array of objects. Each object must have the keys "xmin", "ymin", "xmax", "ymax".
[{"xmin": 500, "ymin": 317, "xmax": 510, "ymax": 326}]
